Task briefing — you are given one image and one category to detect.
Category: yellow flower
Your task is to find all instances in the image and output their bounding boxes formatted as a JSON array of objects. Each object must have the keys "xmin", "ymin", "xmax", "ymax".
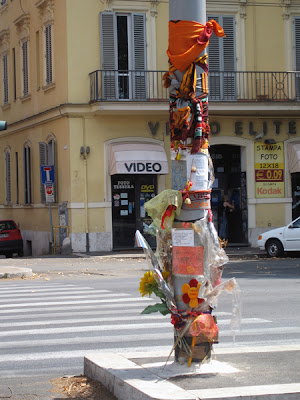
[{"xmin": 139, "ymin": 271, "xmax": 155, "ymax": 297}]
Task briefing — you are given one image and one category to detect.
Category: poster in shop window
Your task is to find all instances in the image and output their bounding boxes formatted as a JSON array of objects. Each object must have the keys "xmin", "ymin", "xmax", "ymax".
[{"xmin": 254, "ymin": 142, "xmax": 284, "ymax": 198}]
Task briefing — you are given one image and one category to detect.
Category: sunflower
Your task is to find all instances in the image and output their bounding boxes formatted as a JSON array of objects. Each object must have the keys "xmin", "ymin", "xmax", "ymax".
[{"xmin": 139, "ymin": 271, "xmax": 156, "ymax": 297}]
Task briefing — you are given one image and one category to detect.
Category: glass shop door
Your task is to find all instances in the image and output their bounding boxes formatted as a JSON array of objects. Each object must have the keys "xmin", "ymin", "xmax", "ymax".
[{"xmin": 111, "ymin": 174, "xmax": 157, "ymax": 249}]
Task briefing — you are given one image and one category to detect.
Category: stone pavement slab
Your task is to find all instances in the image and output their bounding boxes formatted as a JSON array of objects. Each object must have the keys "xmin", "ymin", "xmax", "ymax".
[{"xmin": 84, "ymin": 345, "xmax": 300, "ymax": 400}]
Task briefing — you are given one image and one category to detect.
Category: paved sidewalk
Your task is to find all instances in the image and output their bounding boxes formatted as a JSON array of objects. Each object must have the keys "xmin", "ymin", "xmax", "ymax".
[{"xmin": 0, "ymin": 246, "xmax": 267, "ymax": 279}]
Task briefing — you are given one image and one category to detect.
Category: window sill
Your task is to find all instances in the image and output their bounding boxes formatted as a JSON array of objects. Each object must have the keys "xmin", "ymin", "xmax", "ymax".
[
  {"xmin": 20, "ymin": 93, "xmax": 31, "ymax": 102},
  {"xmin": 1, "ymin": 103, "xmax": 11, "ymax": 111},
  {"xmin": 42, "ymin": 82, "xmax": 56, "ymax": 92}
]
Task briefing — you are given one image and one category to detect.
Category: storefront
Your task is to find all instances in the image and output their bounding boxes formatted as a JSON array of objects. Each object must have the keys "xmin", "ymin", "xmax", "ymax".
[
  {"xmin": 288, "ymin": 141, "xmax": 300, "ymax": 220},
  {"xmin": 210, "ymin": 144, "xmax": 248, "ymax": 244},
  {"xmin": 108, "ymin": 141, "xmax": 169, "ymax": 249}
]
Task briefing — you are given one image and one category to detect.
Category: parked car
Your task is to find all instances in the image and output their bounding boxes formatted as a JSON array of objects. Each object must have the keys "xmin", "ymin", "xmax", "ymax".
[
  {"xmin": 257, "ymin": 216, "xmax": 300, "ymax": 257},
  {"xmin": 0, "ymin": 220, "xmax": 23, "ymax": 258}
]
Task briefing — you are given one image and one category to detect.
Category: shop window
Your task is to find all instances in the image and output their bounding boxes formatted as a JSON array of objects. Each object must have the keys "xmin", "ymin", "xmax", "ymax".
[
  {"xmin": 5, "ymin": 150, "xmax": 11, "ymax": 204},
  {"xmin": 22, "ymin": 40, "xmax": 29, "ymax": 96},
  {"xmin": 39, "ymin": 139, "xmax": 56, "ymax": 203},
  {"xmin": 100, "ymin": 12, "xmax": 146, "ymax": 100},
  {"xmin": 23, "ymin": 144, "xmax": 32, "ymax": 204},
  {"xmin": 208, "ymin": 15, "xmax": 236, "ymax": 101},
  {"xmin": 3, "ymin": 53, "xmax": 8, "ymax": 104}
]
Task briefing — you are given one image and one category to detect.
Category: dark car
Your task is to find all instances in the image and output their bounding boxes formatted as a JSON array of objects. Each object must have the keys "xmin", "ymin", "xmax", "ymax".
[{"xmin": 0, "ymin": 220, "xmax": 23, "ymax": 258}]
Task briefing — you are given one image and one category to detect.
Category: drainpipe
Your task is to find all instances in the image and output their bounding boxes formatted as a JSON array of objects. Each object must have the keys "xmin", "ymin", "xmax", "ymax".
[{"xmin": 81, "ymin": 117, "xmax": 90, "ymax": 253}]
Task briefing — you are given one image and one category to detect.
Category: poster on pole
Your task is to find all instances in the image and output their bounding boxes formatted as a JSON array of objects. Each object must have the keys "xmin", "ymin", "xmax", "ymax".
[{"xmin": 255, "ymin": 142, "xmax": 284, "ymax": 198}]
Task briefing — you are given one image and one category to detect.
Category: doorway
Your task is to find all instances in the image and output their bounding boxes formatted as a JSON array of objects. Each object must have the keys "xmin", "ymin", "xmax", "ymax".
[
  {"xmin": 210, "ymin": 145, "xmax": 248, "ymax": 244},
  {"xmin": 111, "ymin": 174, "xmax": 157, "ymax": 249}
]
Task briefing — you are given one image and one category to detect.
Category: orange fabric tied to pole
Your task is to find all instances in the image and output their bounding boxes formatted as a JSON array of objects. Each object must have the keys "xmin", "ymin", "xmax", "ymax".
[{"xmin": 167, "ymin": 19, "xmax": 225, "ymax": 72}]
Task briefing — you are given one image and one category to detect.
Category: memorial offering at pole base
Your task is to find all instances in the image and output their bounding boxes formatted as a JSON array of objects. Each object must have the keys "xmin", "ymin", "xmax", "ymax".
[
  {"xmin": 136, "ymin": 211, "xmax": 241, "ymax": 366},
  {"xmin": 136, "ymin": 15, "xmax": 241, "ymax": 367}
]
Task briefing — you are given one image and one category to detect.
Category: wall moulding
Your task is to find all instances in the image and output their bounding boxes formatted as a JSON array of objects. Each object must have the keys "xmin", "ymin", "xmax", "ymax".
[
  {"xmin": 35, "ymin": 0, "xmax": 54, "ymax": 22},
  {"xmin": 14, "ymin": 14, "xmax": 31, "ymax": 40},
  {"xmin": 0, "ymin": 28, "xmax": 10, "ymax": 54}
]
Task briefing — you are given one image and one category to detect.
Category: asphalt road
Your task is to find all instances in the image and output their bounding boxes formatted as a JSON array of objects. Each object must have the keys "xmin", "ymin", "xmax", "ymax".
[{"xmin": 0, "ymin": 255, "xmax": 299, "ymax": 399}]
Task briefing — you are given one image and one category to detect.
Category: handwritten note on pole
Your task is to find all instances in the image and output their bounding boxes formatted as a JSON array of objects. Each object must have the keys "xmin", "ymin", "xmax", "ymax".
[{"xmin": 172, "ymin": 229, "xmax": 194, "ymax": 247}]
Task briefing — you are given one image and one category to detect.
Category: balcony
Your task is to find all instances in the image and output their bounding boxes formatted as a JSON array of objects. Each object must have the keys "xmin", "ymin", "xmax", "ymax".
[{"xmin": 90, "ymin": 70, "xmax": 300, "ymax": 104}]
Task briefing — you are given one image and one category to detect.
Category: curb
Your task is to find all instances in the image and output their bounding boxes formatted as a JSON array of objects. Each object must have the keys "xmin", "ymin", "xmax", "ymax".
[{"xmin": 0, "ymin": 266, "xmax": 33, "ymax": 279}]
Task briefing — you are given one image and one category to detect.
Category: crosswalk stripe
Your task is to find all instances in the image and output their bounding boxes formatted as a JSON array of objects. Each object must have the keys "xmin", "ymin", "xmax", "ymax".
[
  {"xmin": 0, "ymin": 301, "xmax": 154, "ymax": 314},
  {"xmin": 0, "ymin": 283, "xmax": 78, "ymax": 290},
  {"xmin": 0, "ymin": 289, "xmax": 111, "ymax": 297},
  {"xmin": 0, "ymin": 316, "xmax": 271, "ymax": 329},
  {"xmin": 1, "ymin": 323, "xmax": 299, "ymax": 338},
  {"xmin": 0, "ymin": 321, "xmax": 172, "ymax": 336},
  {"xmin": 0, "ymin": 308, "xmax": 147, "ymax": 320},
  {"xmin": 0, "ymin": 296, "xmax": 153, "ymax": 308},
  {"xmin": 0, "ymin": 292, "xmax": 133, "ymax": 302}
]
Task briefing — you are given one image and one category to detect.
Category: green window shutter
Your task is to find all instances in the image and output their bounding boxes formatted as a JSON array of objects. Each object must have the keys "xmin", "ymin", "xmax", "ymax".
[{"xmin": 100, "ymin": 12, "xmax": 117, "ymax": 99}]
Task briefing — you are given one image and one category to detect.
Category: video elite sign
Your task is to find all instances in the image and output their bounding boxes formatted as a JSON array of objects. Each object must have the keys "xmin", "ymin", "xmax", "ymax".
[{"xmin": 254, "ymin": 142, "xmax": 284, "ymax": 198}]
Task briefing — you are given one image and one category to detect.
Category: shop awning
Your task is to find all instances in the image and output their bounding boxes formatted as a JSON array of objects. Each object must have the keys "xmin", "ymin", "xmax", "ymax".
[
  {"xmin": 109, "ymin": 142, "xmax": 169, "ymax": 175},
  {"xmin": 288, "ymin": 142, "xmax": 300, "ymax": 173}
]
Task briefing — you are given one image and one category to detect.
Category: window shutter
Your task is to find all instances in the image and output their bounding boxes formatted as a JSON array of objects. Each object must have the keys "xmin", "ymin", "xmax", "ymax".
[
  {"xmin": 3, "ymin": 54, "xmax": 8, "ymax": 104},
  {"xmin": 208, "ymin": 15, "xmax": 221, "ymax": 100},
  {"xmin": 132, "ymin": 13, "xmax": 146, "ymax": 99},
  {"xmin": 22, "ymin": 40, "xmax": 29, "ymax": 96},
  {"xmin": 208, "ymin": 15, "xmax": 236, "ymax": 100},
  {"xmin": 100, "ymin": 12, "xmax": 116, "ymax": 99},
  {"xmin": 222, "ymin": 16, "xmax": 236, "ymax": 99},
  {"xmin": 294, "ymin": 17, "xmax": 300, "ymax": 99},
  {"xmin": 5, "ymin": 151, "xmax": 11, "ymax": 203},
  {"xmin": 39, "ymin": 142, "xmax": 47, "ymax": 203},
  {"xmin": 45, "ymin": 24, "xmax": 52, "ymax": 85}
]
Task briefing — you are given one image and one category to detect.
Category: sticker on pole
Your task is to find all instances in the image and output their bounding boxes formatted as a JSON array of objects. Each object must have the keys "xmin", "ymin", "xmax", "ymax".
[{"xmin": 45, "ymin": 183, "xmax": 55, "ymax": 203}]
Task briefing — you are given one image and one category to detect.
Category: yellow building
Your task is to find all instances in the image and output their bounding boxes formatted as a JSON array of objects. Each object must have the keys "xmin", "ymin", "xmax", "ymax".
[{"xmin": 0, "ymin": 0, "xmax": 300, "ymax": 255}]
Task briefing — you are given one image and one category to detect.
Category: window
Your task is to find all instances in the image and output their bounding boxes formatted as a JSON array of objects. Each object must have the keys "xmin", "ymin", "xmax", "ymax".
[
  {"xmin": 22, "ymin": 40, "xmax": 29, "ymax": 96},
  {"xmin": 5, "ymin": 150, "xmax": 11, "ymax": 203},
  {"xmin": 45, "ymin": 24, "xmax": 53, "ymax": 85},
  {"xmin": 100, "ymin": 12, "xmax": 146, "ymax": 100},
  {"xmin": 3, "ymin": 53, "xmax": 8, "ymax": 104},
  {"xmin": 23, "ymin": 145, "xmax": 31, "ymax": 204},
  {"xmin": 39, "ymin": 139, "xmax": 56, "ymax": 203},
  {"xmin": 1, "ymin": 0, "xmax": 7, "ymax": 5},
  {"xmin": 208, "ymin": 15, "xmax": 236, "ymax": 101},
  {"xmin": 16, "ymin": 152, "xmax": 19, "ymax": 204},
  {"xmin": 12, "ymin": 48, "xmax": 16, "ymax": 101}
]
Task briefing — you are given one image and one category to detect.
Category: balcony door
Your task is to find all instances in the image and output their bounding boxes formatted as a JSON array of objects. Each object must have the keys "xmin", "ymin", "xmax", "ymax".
[
  {"xmin": 100, "ymin": 12, "xmax": 147, "ymax": 100},
  {"xmin": 208, "ymin": 15, "xmax": 236, "ymax": 101}
]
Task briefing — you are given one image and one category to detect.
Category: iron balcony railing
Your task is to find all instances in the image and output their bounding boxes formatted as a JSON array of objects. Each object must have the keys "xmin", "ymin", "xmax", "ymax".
[{"xmin": 89, "ymin": 70, "xmax": 300, "ymax": 103}]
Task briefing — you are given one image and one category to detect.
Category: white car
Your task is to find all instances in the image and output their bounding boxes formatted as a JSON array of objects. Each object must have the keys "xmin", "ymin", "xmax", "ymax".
[{"xmin": 257, "ymin": 216, "xmax": 300, "ymax": 257}]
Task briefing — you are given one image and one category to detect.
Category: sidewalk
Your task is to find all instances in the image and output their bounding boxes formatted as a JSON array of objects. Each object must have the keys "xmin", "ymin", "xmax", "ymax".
[{"xmin": 0, "ymin": 246, "xmax": 267, "ymax": 279}]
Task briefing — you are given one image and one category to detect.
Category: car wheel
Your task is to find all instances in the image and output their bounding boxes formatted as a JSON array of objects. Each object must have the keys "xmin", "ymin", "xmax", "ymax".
[
  {"xmin": 266, "ymin": 239, "xmax": 284, "ymax": 257},
  {"xmin": 18, "ymin": 250, "xmax": 24, "ymax": 257},
  {"xmin": 5, "ymin": 253, "xmax": 13, "ymax": 258}
]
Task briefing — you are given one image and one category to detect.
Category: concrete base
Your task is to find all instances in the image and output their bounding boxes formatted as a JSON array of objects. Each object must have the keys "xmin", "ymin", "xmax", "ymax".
[
  {"xmin": 84, "ymin": 350, "xmax": 300, "ymax": 400},
  {"xmin": 0, "ymin": 266, "xmax": 33, "ymax": 278}
]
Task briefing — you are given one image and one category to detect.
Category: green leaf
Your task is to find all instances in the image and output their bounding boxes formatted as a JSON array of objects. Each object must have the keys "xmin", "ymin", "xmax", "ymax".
[
  {"xmin": 141, "ymin": 303, "xmax": 170, "ymax": 316},
  {"xmin": 152, "ymin": 286, "xmax": 166, "ymax": 300}
]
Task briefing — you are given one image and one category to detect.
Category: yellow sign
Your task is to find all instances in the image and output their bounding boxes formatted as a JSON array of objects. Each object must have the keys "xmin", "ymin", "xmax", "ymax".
[{"xmin": 254, "ymin": 142, "xmax": 284, "ymax": 198}]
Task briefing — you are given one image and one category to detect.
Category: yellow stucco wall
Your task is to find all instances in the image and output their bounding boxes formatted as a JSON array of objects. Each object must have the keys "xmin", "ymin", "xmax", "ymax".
[{"xmin": 256, "ymin": 203, "xmax": 286, "ymax": 228}]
